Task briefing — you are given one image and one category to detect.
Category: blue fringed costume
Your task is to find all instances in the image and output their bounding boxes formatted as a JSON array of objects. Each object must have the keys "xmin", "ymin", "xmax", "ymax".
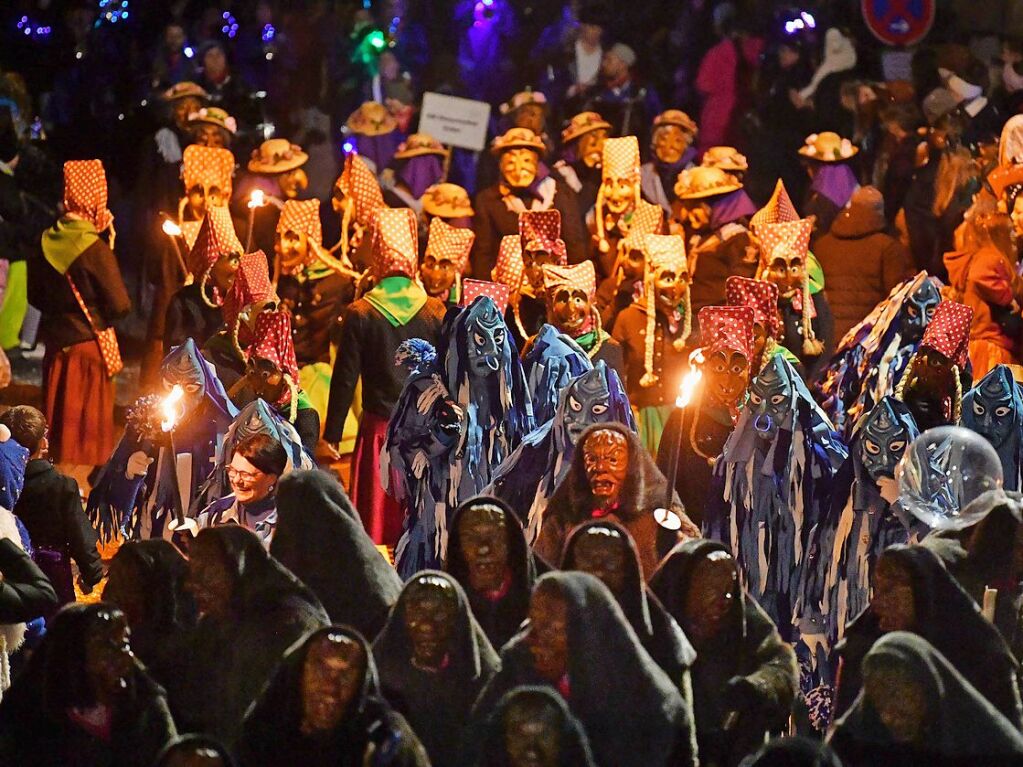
[
  {"xmin": 484, "ymin": 360, "xmax": 635, "ymax": 539},
  {"xmin": 962, "ymin": 364, "xmax": 1023, "ymax": 492},
  {"xmin": 384, "ymin": 295, "xmax": 534, "ymax": 577},
  {"xmin": 520, "ymin": 324, "xmax": 592, "ymax": 426},
  {"xmin": 88, "ymin": 339, "xmax": 238, "ymax": 541}
]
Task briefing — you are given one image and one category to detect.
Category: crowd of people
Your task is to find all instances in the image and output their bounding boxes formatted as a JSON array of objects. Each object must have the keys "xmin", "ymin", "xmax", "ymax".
[{"xmin": 3, "ymin": 0, "xmax": 1023, "ymax": 765}]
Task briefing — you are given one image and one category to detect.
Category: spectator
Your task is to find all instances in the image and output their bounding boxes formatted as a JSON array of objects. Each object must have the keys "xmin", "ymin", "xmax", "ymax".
[
  {"xmin": 0, "ymin": 405, "xmax": 103, "ymax": 611},
  {"xmin": 150, "ymin": 24, "xmax": 196, "ymax": 91},
  {"xmin": 815, "ymin": 186, "xmax": 915, "ymax": 340}
]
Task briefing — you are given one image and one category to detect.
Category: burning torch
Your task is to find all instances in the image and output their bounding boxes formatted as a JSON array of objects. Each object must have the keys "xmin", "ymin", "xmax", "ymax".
[
  {"xmin": 656, "ymin": 362, "xmax": 703, "ymax": 530},
  {"xmin": 160, "ymin": 385, "xmax": 198, "ymax": 536},
  {"xmin": 161, "ymin": 217, "xmax": 193, "ymax": 286}
]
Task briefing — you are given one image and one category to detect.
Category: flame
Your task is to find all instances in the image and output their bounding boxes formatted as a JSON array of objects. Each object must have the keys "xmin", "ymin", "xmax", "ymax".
[
  {"xmin": 160, "ymin": 385, "xmax": 185, "ymax": 432},
  {"xmin": 248, "ymin": 189, "xmax": 266, "ymax": 208},
  {"xmin": 162, "ymin": 219, "xmax": 182, "ymax": 237},
  {"xmin": 675, "ymin": 366, "xmax": 702, "ymax": 409}
]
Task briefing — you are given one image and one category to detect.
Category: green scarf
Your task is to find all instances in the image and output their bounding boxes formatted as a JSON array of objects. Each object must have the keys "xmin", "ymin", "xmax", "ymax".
[
  {"xmin": 364, "ymin": 275, "xmax": 429, "ymax": 327},
  {"xmin": 574, "ymin": 328, "xmax": 609, "ymax": 352},
  {"xmin": 41, "ymin": 218, "xmax": 100, "ymax": 275}
]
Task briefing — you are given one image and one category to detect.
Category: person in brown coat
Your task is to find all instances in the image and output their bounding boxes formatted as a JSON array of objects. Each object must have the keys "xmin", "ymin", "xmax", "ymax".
[{"xmin": 815, "ymin": 186, "xmax": 914, "ymax": 341}]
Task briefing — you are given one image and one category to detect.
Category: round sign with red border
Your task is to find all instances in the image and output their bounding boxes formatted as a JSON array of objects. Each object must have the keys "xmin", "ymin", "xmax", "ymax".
[{"xmin": 862, "ymin": 0, "xmax": 935, "ymax": 47}]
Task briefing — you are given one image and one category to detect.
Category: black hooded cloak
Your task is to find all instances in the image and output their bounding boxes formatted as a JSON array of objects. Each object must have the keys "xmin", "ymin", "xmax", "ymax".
[
  {"xmin": 239, "ymin": 626, "xmax": 431, "ymax": 767},
  {"xmin": 830, "ymin": 632, "xmax": 1023, "ymax": 767},
  {"xmin": 0, "ymin": 603, "xmax": 177, "ymax": 767},
  {"xmin": 538, "ymin": 422, "xmax": 698, "ymax": 579},
  {"xmin": 176, "ymin": 525, "xmax": 329, "ymax": 749},
  {"xmin": 473, "ymin": 685, "xmax": 597, "ymax": 767},
  {"xmin": 471, "ymin": 571, "xmax": 697, "ymax": 767},
  {"xmin": 446, "ymin": 495, "xmax": 546, "ymax": 651},
  {"xmin": 270, "ymin": 470, "xmax": 403, "ymax": 639},
  {"xmin": 833, "ymin": 544, "xmax": 1023, "ymax": 728},
  {"xmin": 374, "ymin": 570, "xmax": 500, "ymax": 766},
  {"xmin": 561, "ymin": 519, "xmax": 696, "ymax": 693},
  {"xmin": 650, "ymin": 540, "xmax": 799, "ymax": 767}
]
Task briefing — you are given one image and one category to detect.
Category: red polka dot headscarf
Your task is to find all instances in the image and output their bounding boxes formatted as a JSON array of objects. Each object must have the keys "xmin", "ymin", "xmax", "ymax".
[
  {"xmin": 461, "ymin": 279, "xmax": 511, "ymax": 313},
  {"xmin": 698, "ymin": 305, "xmax": 755, "ymax": 362},
  {"xmin": 542, "ymin": 261, "xmax": 596, "ymax": 302},
  {"xmin": 187, "ymin": 206, "xmax": 243, "ymax": 278},
  {"xmin": 182, "ymin": 145, "xmax": 235, "ymax": 199},
  {"xmin": 247, "ymin": 308, "xmax": 299, "ymax": 381},
  {"xmin": 726, "ymin": 275, "xmax": 781, "ymax": 339},
  {"xmin": 371, "ymin": 208, "xmax": 419, "ymax": 280},
  {"xmin": 425, "ymin": 217, "xmax": 475, "ymax": 273},
  {"xmin": 276, "ymin": 199, "xmax": 322, "ymax": 245},
  {"xmin": 63, "ymin": 160, "xmax": 114, "ymax": 234},
  {"xmin": 519, "ymin": 209, "xmax": 567, "ymax": 264},
  {"xmin": 493, "ymin": 235, "xmax": 525, "ymax": 292},
  {"xmin": 920, "ymin": 300, "xmax": 974, "ymax": 368}
]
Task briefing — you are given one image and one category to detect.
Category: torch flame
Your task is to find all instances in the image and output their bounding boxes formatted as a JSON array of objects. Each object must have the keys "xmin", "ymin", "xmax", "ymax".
[
  {"xmin": 248, "ymin": 189, "xmax": 266, "ymax": 208},
  {"xmin": 675, "ymin": 366, "xmax": 702, "ymax": 409},
  {"xmin": 160, "ymin": 385, "xmax": 185, "ymax": 432},
  {"xmin": 162, "ymin": 219, "xmax": 182, "ymax": 237}
]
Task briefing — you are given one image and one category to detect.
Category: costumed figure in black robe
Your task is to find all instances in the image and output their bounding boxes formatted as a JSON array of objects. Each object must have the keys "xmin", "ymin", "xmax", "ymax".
[
  {"xmin": 471, "ymin": 571, "xmax": 698, "ymax": 767},
  {"xmin": 374, "ymin": 570, "xmax": 500, "ymax": 766},
  {"xmin": 239, "ymin": 626, "xmax": 430, "ymax": 767}
]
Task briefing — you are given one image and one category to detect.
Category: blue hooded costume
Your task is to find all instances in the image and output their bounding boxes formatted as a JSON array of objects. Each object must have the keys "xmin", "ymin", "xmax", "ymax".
[
  {"xmin": 962, "ymin": 364, "xmax": 1023, "ymax": 492},
  {"xmin": 520, "ymin": 324, "xmax": 592, "ymax": 426},
  {"xmin": 483, "ymin": 361, "xmax": 635, "ymax": 538},
  {"xmin": 88, "ymin": 339, "xmax": 238, "ymax": 542},
  {"xmin": 815, "ymin": 273, "xmax": 940, "ymax": 438},
  {"xmin": 192, "ymin": 398, "xmax": 316, "ymax": 522},
  {"xmin": 384, "ymin": 296, "xmax": 534, "ymax": 578}
]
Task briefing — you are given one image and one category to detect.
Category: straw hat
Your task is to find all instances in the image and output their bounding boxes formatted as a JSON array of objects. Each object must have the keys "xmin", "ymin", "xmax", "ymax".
[
  {"xmin": 560, "ymin": 111, "xmax": 611, "ymax": 144},
  {"xmin": 500, "ymin": 89, "xmax": 548, "ymax": 116},
  {"xmin": 247, "ymin": 138, "xmax": 309, "ymax": 174},
  {"xmin": 798, "ymin": 131, "xmax": 858, "ymax": 161},
  {"xmin": 652, "ymin": 109, "xmax": 698, "ymax": 136},
  {"xmin": 674, "ymin": 166, "xmax": 743, "ymax": 200},
  {"xmin": 490, "ymin": 127, "xmax": 546, "ymax": 155},
  {"xmin": 162, "ymin": 81, "xmax": 208, "ymax": 102},
  {"xmin": 393, "ymin": 133, "xmax": 447, "ymax": 160},
  {"xmin": 346, "ymin": 101, "xmax": 398, "ymax": 137},
  {"xmin": 188, "ymin": 107, "xmax": 237, "ymax": 134},
  {"xmin": 422, "ymin": 183, "xmax": 474, "ymax": 219},
  {"xmin": 701, "ymin": 146, "xmax": 748, "ymax": 172}
]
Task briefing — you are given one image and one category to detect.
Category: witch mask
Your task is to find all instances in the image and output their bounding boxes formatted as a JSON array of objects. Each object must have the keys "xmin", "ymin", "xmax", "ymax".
[
  {"xmin": 964, "ymin": 366, "xmax": 1019, "ymax": 448},
  {"xmin": 570, "ymin": 526, "xmax": 628, "ymax": 597},
  {"xmin": 582, "ymin": 428, "xmax": 629, "ymax": 508},
  {"xmin": 500, "ymin": 148, "xmax": 539, "ymax": 189},
  {"xmin": 404, "ymin": 574, "xmax": 459, "ymax": 671},
  {"xmin": 747, "ymin": 355, "xmax": 795, "ymax": 441},
  {"xmin": 859, "ymin": 399, "xmax": 914, "ymax": 483},
  {"xmin": 684, "ymin": 551, "xmax": 738, "ymax": 647},
  {"xmin": 300, "ymin": 632, "xmax": 366, "ymax": 734},
  {"xmin": 527, "ymin": 582, "xmax": 569, "ymax": 682},
  {"xmin": 562, "ymin": 367, "xmax": 613, "ymax": 442},
  {"xmin": 901, "ymin": 280, "xmax": 941, "ymax": 344},
  {"xmin": 458, "ymin": 503, "xmax": 510, "ymax": 594},
  {"xmin": 465, "ymin": 299, "xmax": 510, "ymax": 378},
  {"xmin": 503, "ymin": 692, "xmax": 565, "ymax": 767}
]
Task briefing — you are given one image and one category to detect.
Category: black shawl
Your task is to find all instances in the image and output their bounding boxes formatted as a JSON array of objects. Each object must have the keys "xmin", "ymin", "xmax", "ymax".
[
  {"xmin": 239, "ymin": 626, "xmax": 430, "ymax": 767},
  {"xmin": 472, "ymin": 571, "xmax": 697, "ymax": 767},
  {"xmin": 830, "ymin": 632, "xmax": 1023, "ymax": 766},
  {"xmin": 650, "ymin": 540, "xmax": 798, "ymax": 767},
  {"xmin": 561, "ymin": 519, "xmax": 696, "ymax": 691},
  {"xmin": 176, "ymin": 526, "xmax": 328, "ymax": 749},
  {"xmin": 374, "ymin": 570, "xmax": 500, "ymax": 766},
  {"xmin": 834, "ymin": 544, "xmax": 1023, "ymax": 728},
  {"xmin": 271, "ymin": 469, "xmax": 402, "ymax": 639},
  {"xmin": 473, "ymin": 685, "xmax": 597, "ymax": 767},
  {"xmin": 446, "ymin": 494, "xmax": 544, "ymax": 650}
]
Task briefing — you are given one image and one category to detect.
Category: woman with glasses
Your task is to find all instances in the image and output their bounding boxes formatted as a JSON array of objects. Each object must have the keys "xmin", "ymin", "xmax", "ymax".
[{"xmin": 195, "ymin": 432, "xmax": 288, "ymax": 546}]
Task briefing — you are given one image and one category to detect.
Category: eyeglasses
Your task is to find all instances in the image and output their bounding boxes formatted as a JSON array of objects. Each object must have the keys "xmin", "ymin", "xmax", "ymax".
[{"xmin": 227, "ymin": 466, "xmax": 265, "ymax": 484}]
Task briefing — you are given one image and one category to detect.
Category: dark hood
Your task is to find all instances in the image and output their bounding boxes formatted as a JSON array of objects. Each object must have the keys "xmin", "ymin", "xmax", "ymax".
[
  {"xmin": 109, "ymin": 539, "xmax": 195, "ymax": 640},
  {"xmin": 562, "ymin": 519, "xmax": 696, "ymax": 676},
  {"xmin": 476, "ymin": 686, "xmax": 598, "ymax": 767},
  {"xmin": 271, "ymin": 470, "xmax": 401, "ymax": 638},
  {"xmin": 832, "ymin": 631, "xmax": 1023, "ymax": 762}
]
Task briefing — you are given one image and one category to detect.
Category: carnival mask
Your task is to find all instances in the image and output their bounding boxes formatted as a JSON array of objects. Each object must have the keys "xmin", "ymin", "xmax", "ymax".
[
  {"xmin": 865, "ymin": 663, "xmax": 928, "ymax": 744},
  {"xmin": 674, "ymin": 200, "xmax": 711, "ymax": 233},
  {"xmin": 570, "ymin": 526, "xmax": 628, "ymax": 597},
  {"xmin": 747, "ymin": 356, "xmax": 794, "ymax": 440},
  {"xmin": 764, "ymin": 246, "xmax": 804, "ymax": 299},
  {"xmin": 684, "ymin": 552, "xmax": 738, "ymax": 647},
  {"xmin": 162, "ymin": 342, "xmax": 207, "ymax": 412},
  {"xmin": 186, "ymin": 535, "xmax": 234, "ymax": 621},
  {"xmin": 654, "ymin": 265, "xmax": 687, "ymax": 315},
  {"xmin": 582, "ymin": 429, "xmax": 628, "ymax": 507},
  {"xmin": 186, "ymin": 184, "xmax": 211, "ymax": 218},
  {"xmin": 527, "ymin": 583, "xmax": 569, "ymax": 682},
  {"xmin": 465, "ymin": 301, "xmax": 508, "ymax": 378},
  {"xmin": 514, "ymin": 104, "xmax": 546, "ymax": 135},
  {"xmin": 245, "ymin": 356, "xmax": 286, "ymax": 404},
  {"xmin": 403, "ymin": 575, "xmax": 459, "ymax": 670},
  {"xmin": 601, "ymin": 173, "xmax": 637, "ymax": 216},
  {"xmin": 500, "ymin": 148, "xmax": 539, "ymax": 189},
  {"xmin": 652, "ymin": 124, "xmax": 690, "ymax": 165},
  {"xmin": 859, "ymin": 400, "xmax": 914, "ymax": 483},
  {"xmin": 300, "ymin": 632, "xmax": 366, "ymax": 734},
  {"xmin": 458, "ymin": 503, "xmax": 510, "ymax": 594},
  {"xmin": 751, "ymin": 323, "xmax": 768, "ymax": 368},
  {"xmin": 523, "ymin": 248, "xmax": 556, "ymax": 293},
  {"xmin": 85, "ymin": 609, "xmax": 135, "ymax": 700},
  {"xmin": 277, "ymin": 167, "xmax": 308, "ymax": 200},
  {"xmin": 210, "ymin": 252, "xmax": 241, "ymax": 293},
  {"xmin": 173, "ymin": 97, "xmax": 203, "ymax": 132},
  {"xmin": 549, "ymin": 287, "xmax": 590, "ymax": 337},
  {"xmin": 277, "ymin": 230, "xmax": 309, "ymax": 276},
  {"xmin": 561, "ymin": 368, "xmax": 612, "ymax": 443},
  {"xmin": 704, "ymin": 350, "xmax": 750, "ymax": 411},
  {"xmin": 901, "ymin": 281, "xmax": 941, "ymax": 344},
  {"xmin": 194, "ymin": 123, "xmax": 229, "ymax": 149},
  {"xmin": 503, "ymin": 694, "xmax": 564, "ymax": 767},
  {"xmin": 964, "ymin": 366, "xmax": 1018, "ymax": 448},
  {"xmin": 331, "ymin": 178, "xmax": 352, "ymax": 217},
  {"xmin": 420, "ymin": 253, "xmax": 457, "ymax": 299},
  {"xmin": 622, "ymin": 246, "xmax": 645, "ymax": 281},
  {"xmin": 901, "ymin": 347, "xmax": 955, "ymax": 432},
  {"xmin": 872, "ymin": 555, "xmax": 917, "ymax": 633},
  {"xmin": 578, "ymin": 128, "xmax": 608, "ymax": 169}
]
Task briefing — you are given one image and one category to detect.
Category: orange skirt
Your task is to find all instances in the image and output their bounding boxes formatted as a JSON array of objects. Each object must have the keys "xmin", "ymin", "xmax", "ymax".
[
  {"xmin": 968, "ymin": 339, "xmax": 1018, "ymax": 380},
  {"xmin": 43, "ymin": 340, "xmax": 115, "ymax": 466}
]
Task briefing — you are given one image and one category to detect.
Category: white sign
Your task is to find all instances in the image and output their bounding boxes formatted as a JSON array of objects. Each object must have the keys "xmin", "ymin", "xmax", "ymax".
[{"xmin": 419, "ymin": 92, "xmax": 492, "ymax": 152}]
